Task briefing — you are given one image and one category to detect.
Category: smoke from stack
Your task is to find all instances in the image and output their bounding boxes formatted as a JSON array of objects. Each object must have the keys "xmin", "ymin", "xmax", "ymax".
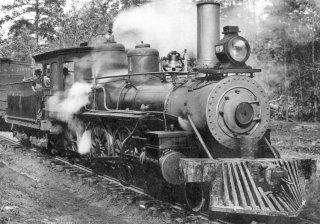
[{"xmin": 113, "ymin": 0, "xmax": 197, "ymax": 56}]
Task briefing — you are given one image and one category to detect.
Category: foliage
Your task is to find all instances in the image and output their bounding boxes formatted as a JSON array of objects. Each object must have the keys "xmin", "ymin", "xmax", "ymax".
[
  {"xmin": 0, "ymin": 0, "xmax": 319, "ymax": 121},
  {"xmin": 0, "ymin": 0, "xmax": 149, "ymax": 60},
  {"xmin": 0, "ymin": 22, "xmax": 37, "ymax": 62},
  {"xmin": 119, "ymin": 0, "xmax": 150, "ymax": 10},
  {"xmin": 1, "ymin": 0, "xmax": 66, "ymax": 43},
  {"xmin": 54, "ymin": 0, "xmax": 121, "ymax": 48},
  {"xmin": 258, "ymin": 0, "xmax": 320, "ymax": 120},
  {"xmin": 218, "ymin": 0, "xmax": 320, "ymax": 121},
  {"xmin": 0, "ymin": 0, "xmax": 66, "ymax": 61}
]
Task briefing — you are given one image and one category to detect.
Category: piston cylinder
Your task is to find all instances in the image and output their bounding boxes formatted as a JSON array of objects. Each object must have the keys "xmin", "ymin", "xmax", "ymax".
[
  {"xmin": 140, "ymin": 150, "xmax": 186, "ymax": 185},
  {"xmin": 159, "ymin": 151, "xmax": 186, "ymax": 185}
]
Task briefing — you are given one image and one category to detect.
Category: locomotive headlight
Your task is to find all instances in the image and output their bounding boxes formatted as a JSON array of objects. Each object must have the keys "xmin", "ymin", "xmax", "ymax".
[
  {"xmin": 215, "ymin": 26, "xmax": 251, "ymax": 66},
  {"xmin": 229, "ymin": 37, "xmax": 249, "ymax": 62}
]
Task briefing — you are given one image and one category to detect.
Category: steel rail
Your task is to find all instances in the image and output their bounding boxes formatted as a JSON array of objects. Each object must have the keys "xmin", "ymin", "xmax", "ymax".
[
  {"xmin": 2, "ymin": 132, "xmax": 313, "ymax": 224},
  {"xmin": 0, "ymin": 133, "xmax": 212, "ymax": 222}
]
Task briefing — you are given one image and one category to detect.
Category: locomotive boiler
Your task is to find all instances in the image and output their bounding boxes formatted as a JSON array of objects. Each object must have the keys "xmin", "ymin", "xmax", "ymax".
[{"xmin": 4, "ymin": 0, "xmax": 317, "ymax": 218}]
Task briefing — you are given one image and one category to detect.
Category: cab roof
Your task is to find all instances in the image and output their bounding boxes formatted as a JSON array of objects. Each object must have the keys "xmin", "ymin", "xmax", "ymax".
[{"xmin": 33, "ymin": 42, "xmax": 125, "ymax": 62}]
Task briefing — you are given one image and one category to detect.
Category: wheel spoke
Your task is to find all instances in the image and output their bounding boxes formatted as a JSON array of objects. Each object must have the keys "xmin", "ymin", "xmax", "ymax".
[
  {"xmin": 64, "ymin": 129, "xmax": 78, "ymax": 152},
  {"xmin": 90, "ymin": 125, "xmax": 114, "ymax": 158},
  {"xmin": 114, "ymin": 127, "xmax": 132, "ymax": 154}
]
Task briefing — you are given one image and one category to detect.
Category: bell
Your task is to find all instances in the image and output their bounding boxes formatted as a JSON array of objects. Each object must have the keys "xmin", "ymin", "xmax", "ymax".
[{"xmin": 163, "ymin": 51, "xmax": 184, "ymax": 71}]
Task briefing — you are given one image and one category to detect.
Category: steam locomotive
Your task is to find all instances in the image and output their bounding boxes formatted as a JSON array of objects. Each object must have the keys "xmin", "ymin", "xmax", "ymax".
[{"xmin": 2, "ymin": 0, "xmax": 317, "ymax": 218}]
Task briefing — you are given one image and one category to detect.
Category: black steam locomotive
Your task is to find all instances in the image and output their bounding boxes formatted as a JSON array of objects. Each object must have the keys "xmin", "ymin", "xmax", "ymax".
[{"xmin": 1, "ymin": 0, "xmax": 317, "ymax": 217}]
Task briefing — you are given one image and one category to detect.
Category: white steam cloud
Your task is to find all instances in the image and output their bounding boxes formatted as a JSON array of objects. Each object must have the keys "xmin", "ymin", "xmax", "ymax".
[
  {"xmin": 113, "ymin": 0, "xmax": 196, "ymax": 56},
  {"xmin": 78, "ymin": 130, "xmax": 92, "ymax": 154},
  {"xmin": 47, "ymin": 43, "xmax": 127, "ymax": 155},
  {"xmin": 48, "ymin": 82, "xmax": 93, "ymax": 155},
  {"xmin": 48, "ymin": 82, "xmax": 92, "ymax": 120}
]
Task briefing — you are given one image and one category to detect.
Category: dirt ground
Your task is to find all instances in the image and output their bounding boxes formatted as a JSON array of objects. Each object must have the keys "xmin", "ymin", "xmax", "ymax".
[
  {"xmin": 0, "ymin": 139, "xmax": 167, "ymax": 224},
  {"xmin": 0, "ymin": 121, "xmax": 319, "ymax": 224},
  {"xmin": 269, "ymin": 121, "xmax": 320, "ymax": 224},
  {"xmin": 270, "ymin": 121, "xmax": 320, "ymax": 156}
]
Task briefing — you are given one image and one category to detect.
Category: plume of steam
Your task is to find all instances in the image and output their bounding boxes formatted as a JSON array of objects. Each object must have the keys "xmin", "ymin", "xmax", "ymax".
[
  {"xmin": 47, "ymin": 40, "xmax": 129, "ymax": 155},
  {"xmin": 113, "ymin": 0, "xmax": 196, "ymax": 56},
  {"xmin": 91, "ymin": 51, "xmax": 127, "ymax": 78},
  {"xmin": 48, "ymin": 82, "xmax": 93, "ymax": 155},
  {"xmin": 74, "ymin": 50, "xmax": 127, "ymax": 81},
  {"xmin": 47, "ymin": 82, "xmax": 92, "ymax": 121},
  {"xmin": 78, "ymin": 130, "xmax": 92, "ymax": 154}
]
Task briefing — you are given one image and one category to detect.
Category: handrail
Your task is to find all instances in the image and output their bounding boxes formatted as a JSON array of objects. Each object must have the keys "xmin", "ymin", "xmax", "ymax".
[
  {"xmin": 187, "ymin": 114, "xmax": 213, "ymax": 160},
  {"xmin": 84, "ymin": 71, "xmax": 197, "ymax": 81},
  {"xmin": 94, "ymin": 86, "xmax": 110, "ymax": 111},
  {"xmin": 91, "ymin": 86, "xmax": 179, "ymax": 118},
  {"xmin": 93, "ymin": 86, "xmax": 141, "ymax": 114},
  {"xmin": 6, "ymin": 115, "xmax": 37, "ymax": 123}
]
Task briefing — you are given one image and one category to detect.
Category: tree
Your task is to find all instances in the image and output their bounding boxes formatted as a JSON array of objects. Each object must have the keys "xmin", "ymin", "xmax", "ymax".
[
  {"xmin": 1, "ymin": 0, "xmax": 66, "ymax": 46},
  {"xmin": 0, "ymin": 21, "xmax": 37, "ymax": 62},
  {"xmin": 245, "ymin": 0, "xmax": 320, "ymax": 121},
  {"xmin": 55, "ymin": 0, "xmax": 145, "ymax": 48},
  {"xmin": 120, "ymin": 0, "xmax": 150, "ymax": 10}
]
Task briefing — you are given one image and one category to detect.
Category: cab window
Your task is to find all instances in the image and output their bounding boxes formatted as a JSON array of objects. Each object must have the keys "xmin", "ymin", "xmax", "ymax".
[
  {"xmin": 63, "ymin": 62, "xmax": 75, "ymax": 90},
  {"xmin": 43, "ymin": 63, "xmax": 51, "ymax": 88}
]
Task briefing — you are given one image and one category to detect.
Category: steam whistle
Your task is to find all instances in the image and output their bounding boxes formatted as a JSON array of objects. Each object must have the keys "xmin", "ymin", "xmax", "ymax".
[{"xmin": 162, "ymin": 50, "xmax": 185, "ymax": 72}]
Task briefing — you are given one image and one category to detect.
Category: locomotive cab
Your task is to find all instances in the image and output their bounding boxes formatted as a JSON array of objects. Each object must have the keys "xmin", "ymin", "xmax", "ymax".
[{"xmin": 4, "ymin": 38, "xmax": 128, "ymax": 145}]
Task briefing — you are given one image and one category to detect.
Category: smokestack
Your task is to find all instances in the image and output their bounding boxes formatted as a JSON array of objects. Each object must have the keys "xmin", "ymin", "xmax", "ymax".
[{"xmin": 197, "ymin": 0, "xmax": 220, "ymax": 68}]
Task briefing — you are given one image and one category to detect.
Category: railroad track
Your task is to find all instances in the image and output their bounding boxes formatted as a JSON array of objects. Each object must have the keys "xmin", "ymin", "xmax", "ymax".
[
  {"xmin": 0, "ymin": 133, "xmax": 230, "ymax": 224},
  {"xmin": 1, "ymin": 133, "xmax": 319, "ymax": 224}
]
